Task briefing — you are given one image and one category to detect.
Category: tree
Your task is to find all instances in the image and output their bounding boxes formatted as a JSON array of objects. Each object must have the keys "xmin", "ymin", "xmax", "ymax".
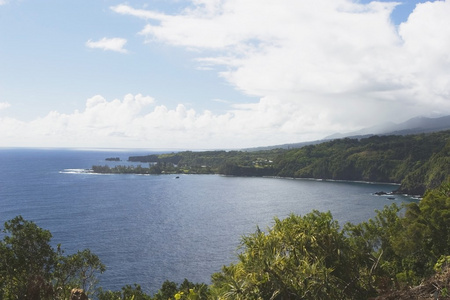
[
  {"xmin": 0, "ymin": 216, "xmax": 105, "ymax": 300},
  {"xmin": 345, "ymin": 204, "xmax": 406, "ymax": 290},
  {"xmin": 344, "ymin": 179, "xmax": 450, "ymax": 290},
  {"xmin": 0, "ymin": 216, "xmax": 56, "ymax": 299},
  {"xmin": 98, "ymin": 284, "xmax": 152, "ymax": 300},
  {"xmin": 53, "ymin": 249, "xmax": 106, "ymax": 299},
  {"xmin": 153, "ymin": 280, "xmax": 178, "ymax": 300},
  {"xmin": 211, "ymin": 212, "xmax": 373, "ymax": 299}
]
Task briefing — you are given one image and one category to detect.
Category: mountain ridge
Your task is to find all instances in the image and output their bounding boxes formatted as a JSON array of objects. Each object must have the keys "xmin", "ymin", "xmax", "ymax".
[{"xmin": 246, "ymin": 115, "xmax": 450, "ymax": 151}]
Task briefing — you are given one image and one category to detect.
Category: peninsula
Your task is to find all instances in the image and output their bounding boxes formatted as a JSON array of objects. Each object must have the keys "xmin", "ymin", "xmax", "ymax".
[{"xmin": 93, "ymin": 130, "xmax": 450, "ymax": 196}]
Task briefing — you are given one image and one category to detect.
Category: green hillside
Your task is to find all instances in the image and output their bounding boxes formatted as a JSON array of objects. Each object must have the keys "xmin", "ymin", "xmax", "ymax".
[
  {"xmin": 98, "ymin": 130, "xmax": 450, "ymax": 196},
  {"xmin": 273, "ymin": 130, "xmax": 450, "ymax": 195}
]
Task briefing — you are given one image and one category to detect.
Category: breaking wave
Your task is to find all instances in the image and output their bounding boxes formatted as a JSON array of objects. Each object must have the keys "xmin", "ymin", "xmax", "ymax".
[{"xmin": 59, "ymin": 168, "xmax": 92, "ymax": 174}]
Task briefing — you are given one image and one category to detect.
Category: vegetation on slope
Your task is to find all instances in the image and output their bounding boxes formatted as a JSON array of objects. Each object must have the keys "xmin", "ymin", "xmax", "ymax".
[
  {"xmin": 274, "ymin": 131, "xmax": 450, "ymax": 195},
  {"xmin": 207, "ymin": 180, "xmax": 450, "ymax": 300},
  {"xmin": 93, "ymin": 150, "xmax": 281, "ymax": 176},
  {"xmin": 95, "ymin": 130, "xmax": 450, "ymax": 196},
  {"xmin": 1, "ymin": 181, "xmax": 450, "ymax": 299}
]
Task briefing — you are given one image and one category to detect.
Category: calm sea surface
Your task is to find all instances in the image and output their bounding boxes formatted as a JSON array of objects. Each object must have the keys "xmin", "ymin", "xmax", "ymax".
[{"xmin": 0, "ymin": 148, "xmax": 417, "ymax": 293}]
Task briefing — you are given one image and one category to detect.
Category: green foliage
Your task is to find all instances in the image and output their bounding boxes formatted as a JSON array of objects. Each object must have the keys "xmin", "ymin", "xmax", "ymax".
[
  {"xmin": 97, "ymin": 279, "xmax": 209, "ymax": 300},
  {"xmin": 98, "ymin": 284, "xmax": 152, "ymax": 300},
  {"xmin": 398, "ymin": 139, "xmax": 450, "ymax": 195},
  {"xmin": 2, "ymin": 180, "xmax": 449, "ymax": 299},
  {"xmin": 0, "ymin": 218, "xmax": 208, "ymax": 300},
  {"xmin": 274, "ymin": 131, "xmax": 450, "ymax": 194},
  {"xmin": 101, "ymin": 131, "xmax": 450, "ymax": 195},
  {"xmin": 91, "ymin": 164, "xmax": 167, "ymax": 175},
  {"xmin": 344, "ymin": 180, "xmax": 450, "ymax": 290},
  {"xmin": 0, "ymin": 216, "xmax": 56, "ymax": 299},
  {"xmin": 170, "ymin": 279, "xmax": 207, "ymax": 300},
  {"xmin": 212, "ymin": 180, "xmax": 450, "ymax": 298},
  {"xmin": 211, "ymin": 212, "xmax": 375, "ymax": 299},
  {"xmin": 173, "ymin": 289, "xmax": 199, "ymax": 300},
  {"xmin": 153, "ymin": 281, "xmax": 178, "ymax": 300},
  {"xmin": 54, "ymin": 249, "xmax": 106, "ymax": 298},
  {"xmin": 0, "ymin": 216, "xmax": 105, "ymax": 300},
  {"xmin": 113, "ymin": 150, "xmax": 283, "ymax": 176},
  {"xmin": 152, "ymin": 279, "xmax": 209, "ymax": 300},
  {"xmin": 434, "ymin": 256, "xmax": 450, "ymax": 273}
]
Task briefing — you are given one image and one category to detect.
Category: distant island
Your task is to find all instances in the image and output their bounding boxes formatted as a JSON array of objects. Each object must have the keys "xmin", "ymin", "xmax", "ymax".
[
  {"xmin": 93, "ymin": 130, "xmax": 450, "ymax": 196},
  {"xmin": 105, "ymin": 157, "xmax": 120, "ymax": 161}
]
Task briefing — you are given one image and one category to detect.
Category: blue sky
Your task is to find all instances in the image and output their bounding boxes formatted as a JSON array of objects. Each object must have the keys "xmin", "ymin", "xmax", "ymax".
[{"xmin": 0, "ymin": 0, "xmax": 449, "ymax": 149}]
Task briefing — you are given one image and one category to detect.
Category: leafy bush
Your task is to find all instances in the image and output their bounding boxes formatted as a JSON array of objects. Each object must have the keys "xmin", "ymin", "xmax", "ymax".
[
  {"xmin": 2, "ymin": 180, "xmax": 449, "ymax": 299},
  {"xmin": 211, "ymin": 180, "xmax": 450, "ymax": 299}
]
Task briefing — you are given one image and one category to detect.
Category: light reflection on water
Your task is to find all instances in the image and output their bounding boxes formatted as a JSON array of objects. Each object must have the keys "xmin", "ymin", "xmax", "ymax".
[{"xmin": 0, "ymin": 149, "xmax": 417, "ymax": 293}]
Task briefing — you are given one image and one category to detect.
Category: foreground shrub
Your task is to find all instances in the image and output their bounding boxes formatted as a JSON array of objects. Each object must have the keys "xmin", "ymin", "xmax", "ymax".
[{"xmin": 1, "ymin": 180, "xmax": 448, "ymax": 299}]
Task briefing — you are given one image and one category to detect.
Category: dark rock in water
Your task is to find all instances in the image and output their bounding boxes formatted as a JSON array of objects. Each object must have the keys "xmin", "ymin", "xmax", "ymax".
[
  {"xmin": 105, "ymin": 157, "xmax": 120, "ymax": 161},
  {"xmin": 374, "ymin": 191, "xmax": 388, "ymax": 196},
  {"xmin": 387, "ymin": 197, "xmax": 395, "ymax": 200}
]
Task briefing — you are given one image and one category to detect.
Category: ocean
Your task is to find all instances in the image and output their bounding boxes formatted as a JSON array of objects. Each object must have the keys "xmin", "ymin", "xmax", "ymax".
[{"xmin": 0, "ymin": 148, "xmax": 417, "ymax": 294}]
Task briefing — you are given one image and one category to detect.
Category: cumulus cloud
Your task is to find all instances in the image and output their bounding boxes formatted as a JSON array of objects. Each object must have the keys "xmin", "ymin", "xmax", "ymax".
[
  {"xmin": 111, "ymin": 0, "xmax": 450, "ymax": 134},
  {"xmin": 86, "ymin": 37, "xmax": 128, "ymax": 53},
  {"xmin": 0, "ymin": 102, "xmax": 11, "ymax": 110},
  {"xmin": 3, "ymin": 1, "xmax": 450, "ymax": 149},
  {"xmin": 0, "ymin": 94, "xmax": 324, "ymax": 149}
]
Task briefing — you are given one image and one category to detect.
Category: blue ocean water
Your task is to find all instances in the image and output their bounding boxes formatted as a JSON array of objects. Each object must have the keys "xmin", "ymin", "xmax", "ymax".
[{"xmin": 0, "ymin": 148, "xmax": 417, "ymax": 293}]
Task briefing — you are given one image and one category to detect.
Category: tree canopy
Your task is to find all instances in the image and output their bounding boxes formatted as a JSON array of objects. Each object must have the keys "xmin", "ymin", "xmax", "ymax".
[{"xmin": 0, "ymin": 216, "xmax": 105, "ymax": 300}]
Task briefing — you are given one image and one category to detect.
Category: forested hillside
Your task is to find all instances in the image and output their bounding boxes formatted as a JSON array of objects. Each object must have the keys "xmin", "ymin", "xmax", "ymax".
[
  {"xmin": 273, "ymin": 130, "xmax": 450, "ymax": 195},
  {"xmin": 97, "ymin": 130, "xmax": 450, "ymax": 196}
]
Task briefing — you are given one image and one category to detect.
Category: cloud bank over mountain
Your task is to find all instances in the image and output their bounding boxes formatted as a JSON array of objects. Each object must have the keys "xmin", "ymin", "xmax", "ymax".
[{"xmin": 1, "ymin": 0, "xmax": 449, "ymax": 149}]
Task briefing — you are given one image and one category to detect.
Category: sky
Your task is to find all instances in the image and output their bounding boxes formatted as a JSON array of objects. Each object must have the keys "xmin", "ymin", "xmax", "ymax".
[{"xmin": 0, "ymin": 0, "xmax": 449, "ymax": 150}]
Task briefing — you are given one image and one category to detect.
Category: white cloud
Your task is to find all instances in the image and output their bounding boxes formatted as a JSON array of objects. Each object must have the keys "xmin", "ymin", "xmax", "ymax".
[
  {"xmin": 0, "ymin": 94, "xmax": 325, "ymax": 149},
  {"xmin": 2, "ymin": 1, "xmax": 450, "ymax": 150},
  {"xmin": 0, "ymin": 102, "xmax": 11, "ymax": 110},
  {"xmin": 86, "ymin": 37, "xmax": 128, "ymax": 53},
  {"xmin": 111, "ymin": 0, "xmax": 450, "ymax": 135},
  {"xmin": 212, "ymin": 98, "xmax": 231, "ymax": 104},
  {"xmin": 398, "ymin": 0, "xmax": 450, "ymax": 104},
  {"xmin": 0, "ymin": 0, "xmax": 8, "ymax": 5},
  {"xmin": 110, "ymin": 4, "xmax": 168, "ymax": 20}
]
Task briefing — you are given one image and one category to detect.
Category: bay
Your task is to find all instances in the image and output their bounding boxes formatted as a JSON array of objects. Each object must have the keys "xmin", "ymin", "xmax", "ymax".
[{"xmin": 0, "ymin": 148, "xmax": 417, "ymax": 294}]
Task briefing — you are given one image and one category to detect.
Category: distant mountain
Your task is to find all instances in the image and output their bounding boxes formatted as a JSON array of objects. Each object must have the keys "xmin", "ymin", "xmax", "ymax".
[
  {"xmin": 247, "ymin": 115, "xmax": 450, "ymax": 151},
  {"xmin": 326, "ymin": 115, "xmax": 450, "ymax": 139},
  {"xmin": 246, "ymin": 140, "xmax": 331, "ymax": 151}
]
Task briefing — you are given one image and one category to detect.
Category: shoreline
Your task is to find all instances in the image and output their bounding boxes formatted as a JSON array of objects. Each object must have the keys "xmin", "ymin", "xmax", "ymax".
[{"xmin": 65, "ymin": 167, "xmax": 423, "ymax": 199}]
